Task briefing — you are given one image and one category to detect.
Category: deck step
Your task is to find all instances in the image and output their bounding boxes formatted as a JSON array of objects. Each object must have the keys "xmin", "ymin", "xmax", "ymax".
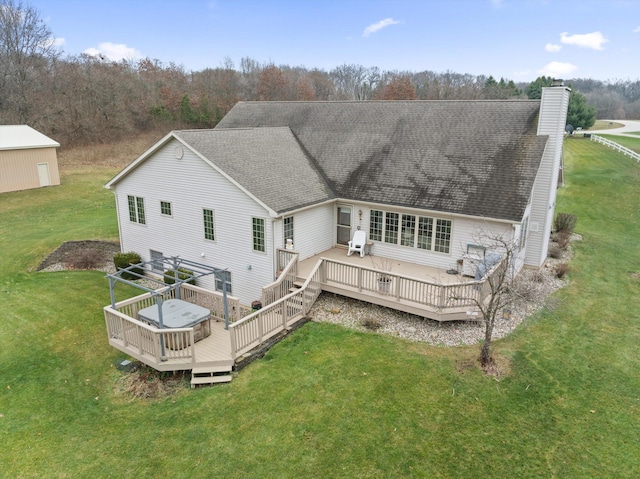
[
  {"xmin": 190, "ymin": 375, "xmax": 232, "ymax": 386},
  {"xmin": 192, "ymin": 365, "xmax": 232, "ymax": 374},
  {"xmin": 191, "ymin": 363, "xmax": 234, "ymax": 387}
]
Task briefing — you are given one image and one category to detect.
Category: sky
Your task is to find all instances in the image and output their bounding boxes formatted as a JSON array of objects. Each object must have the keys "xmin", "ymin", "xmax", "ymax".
[{"xmin": 29, "ymin": 0, "xmax": 640, "ymax": 82}]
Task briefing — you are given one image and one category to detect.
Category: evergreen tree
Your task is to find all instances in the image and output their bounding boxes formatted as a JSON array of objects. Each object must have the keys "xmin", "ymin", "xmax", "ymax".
[{"xmin": 567, "ymin": 90, "xmax": 596, "ymax": 129}]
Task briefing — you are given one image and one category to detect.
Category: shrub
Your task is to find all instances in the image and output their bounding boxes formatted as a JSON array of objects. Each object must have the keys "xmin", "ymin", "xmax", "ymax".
[
  {"xmin": 113, "ymin": 252, "xmax": 143, "ymax": 280},
  {"xmin": 555, "ymin": 263, "xmax": 570, "ymax": 279},
  {"xmin": 163, "ymin": 268, "xmax": 196, "ymax": 285},
  {"xmin": 361, "ymin": 318, "xmax": 382, "ymax": 331},
  {"xmin": 554, "ymin": 231, "xmax": 572, "ymax": 249},
  {"xmin": 66, "ymin": 248, "xmax": 102, "ymax": 270},
  {"xmin": 554, "ymin": 212, "xmax": 577, "ymax": 233},
  {"xmin": 547, "ymin": 243, "xmax": 563, "ymax": 259}
]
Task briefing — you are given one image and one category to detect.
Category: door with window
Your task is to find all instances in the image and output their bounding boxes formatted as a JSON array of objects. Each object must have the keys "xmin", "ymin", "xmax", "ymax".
[{"xmin": 336, "ymin": 205, "xmax": 352, "ymax": 245}]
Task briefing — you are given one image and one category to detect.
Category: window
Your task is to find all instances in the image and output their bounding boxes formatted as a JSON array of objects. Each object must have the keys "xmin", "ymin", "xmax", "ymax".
[
  {"xmin": 203, "ymin": 209, "xmax": 215, "ymax": 241},
  {"xmin": 283, "ymin": 216, "xmax": 294, "ymax": 246},
  {"xmin": 369, "ymin": 210, "xmax": 383, "ymax": 241},
  {"xmin": 401, "ymin": 214, "xmax": 416, "ymax": 247},
  {"xmin": 160, "ymin": 201, "xmax": 172, "ymax": 216},
  {"xmin": 127, "ymin": 195, "xmax": 146, "ymax": 224},
  {"xmin": 215, "ymin": 271, "xmax": 232, "ymax": 294},
  {"xmin": 520, "ymin": 216, "xmax": 529, "ymax": 249},
  {"xmin": 434, "ymin": 219, "xmax": 452, "ymax": 253},
  {"xmin": 150, "ymin": 250, "xmax": 164, "ymax": 273},
  {"xmin": 417, "ymin": 217, "xmax": 433, "ymax": 250},
  {"xmin": 252, "ymin": 217, "xmax": 266, "ymax": 252},
  {"xmin": 384, "ymin": 212, "xmax": 399, "ymax": 244},
  {"xmin": 367, "ymin": 208, "xmax": 452, "ymax": 254}
]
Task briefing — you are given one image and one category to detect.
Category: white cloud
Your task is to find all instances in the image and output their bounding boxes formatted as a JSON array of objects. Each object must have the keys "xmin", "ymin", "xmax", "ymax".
[
  {"xmin": 560, "ymin": 31, "xmax": 608, "ymax": 50},
  {"xmin": 363, "ymin": 18, "xmax": 402, "ymax": 37},
  {"xmin": 545, "ymin": 43, "xmax": 561, "ymax": 52},
  {"xmin": 84, "ymin": 42, "xmax": 142, "ymax": 62},
  {"xmin": 634, "ymin": 26, "xmax": 640, "ymax": 33},
  {"xmin": 538, "ymin": 61, "xmax": 578, "ymax": 77}
]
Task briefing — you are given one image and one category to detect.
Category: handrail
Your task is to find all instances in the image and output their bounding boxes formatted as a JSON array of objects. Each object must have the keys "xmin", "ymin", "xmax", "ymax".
[
  {"xmin": 591, "ymin": 135, "xmax": 640, "ymax": 162},
  {"xmin": 229, "ymin": 259, "xmax": 323, "ymax": 359},
  {"xmin": 261, "ymin": 249, "xmax": 299, "ymax": 306}
]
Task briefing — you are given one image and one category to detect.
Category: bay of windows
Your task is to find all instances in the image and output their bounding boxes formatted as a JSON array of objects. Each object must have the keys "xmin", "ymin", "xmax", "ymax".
[{"xmin": 370, "ymin": 209, "xmax": 452, "ymax": 254}]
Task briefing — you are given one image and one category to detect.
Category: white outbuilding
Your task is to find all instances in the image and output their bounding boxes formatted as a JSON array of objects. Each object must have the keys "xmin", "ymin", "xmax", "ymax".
[{"xmin": 0, "ymin": 125, "xmax": 60, "ymax": 193}]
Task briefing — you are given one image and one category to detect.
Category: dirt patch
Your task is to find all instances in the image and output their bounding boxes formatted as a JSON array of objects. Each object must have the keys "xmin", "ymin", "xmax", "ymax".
[
  {"xmin": 37, "ymin": 240, "xmax": 120, "ymax": 271},
  {"xmin": 112, "ymin": 362, "xmax": 191, "ymax": 401}
]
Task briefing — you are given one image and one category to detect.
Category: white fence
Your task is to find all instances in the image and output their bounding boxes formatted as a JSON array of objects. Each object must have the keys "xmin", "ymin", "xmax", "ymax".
[{"xmin": 590, "ymin": 135, "xmax": 640, "ymax": 162}]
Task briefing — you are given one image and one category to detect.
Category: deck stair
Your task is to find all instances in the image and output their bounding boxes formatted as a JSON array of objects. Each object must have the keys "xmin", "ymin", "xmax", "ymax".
[{"xmin": 190, "ymin": 361, "xmax": 234, "ymax": 387}]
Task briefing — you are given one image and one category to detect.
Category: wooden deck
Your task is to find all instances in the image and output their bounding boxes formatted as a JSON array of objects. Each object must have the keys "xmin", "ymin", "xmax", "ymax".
[
  {"xmin": 297, "ymin": 247, "xmax": 471, "ymax": 285},
  {"xmin": 294, "ymin": 247, "xmax": 482, "ymax": 322}
]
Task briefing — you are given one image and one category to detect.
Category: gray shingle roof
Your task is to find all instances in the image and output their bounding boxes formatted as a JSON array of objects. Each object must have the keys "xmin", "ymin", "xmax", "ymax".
[
  {"xmin": 174, "ymin": 127, "xmax": 334, "ymax": 213},
  {"xmin": 215, "ymin": 100, "xmax": 547, "ymax": 221}
]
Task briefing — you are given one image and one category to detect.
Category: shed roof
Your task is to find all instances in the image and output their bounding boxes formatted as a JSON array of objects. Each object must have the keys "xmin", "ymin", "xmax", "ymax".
[
  {"xmin": 216, "ymin": 101, "xmax": 548, "ymax": 222},
  {"xmin": 0, "ymin": 125, "xmax": 60, "ymax": 151}
]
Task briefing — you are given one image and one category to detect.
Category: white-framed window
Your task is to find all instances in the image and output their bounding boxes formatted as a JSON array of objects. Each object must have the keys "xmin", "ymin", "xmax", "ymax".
[
  {"xmin": 160, "ymin": 201, "xmax": 172, "ymax": 217},
  {"xmin": 127, "ymin": 195, "xmax": 146, "ymax": 224},
  {"xmin": 369, "ymin": 208, "xmax": 452, "ymax": 254},
  {"xmin": 369, "ymin": 210, "xmax": 383, "ymax": 241},
  {"xmin": 215, "ymin": 271, "xmax": 232, "ymax": 294},
  {"xmin": 203, "ymin": 209, "xmax": 215, "ymax": 241},
  {"xmin": 283, "ymin": 216, "xmax": 294, "ymax": 246},
  {"xmin": 252, "ymin": 217, "xmax": 266, "ymax": 252}
]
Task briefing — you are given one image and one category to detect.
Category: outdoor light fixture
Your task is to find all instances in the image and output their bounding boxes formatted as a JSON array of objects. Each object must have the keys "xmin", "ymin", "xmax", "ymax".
[{"xmin": 358, "ymin": 209, "xmax": 362, "ymax": 220}]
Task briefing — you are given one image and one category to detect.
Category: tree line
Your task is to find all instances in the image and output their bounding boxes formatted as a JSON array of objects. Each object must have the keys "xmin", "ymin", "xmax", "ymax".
[{"xmin": 1, "ymin": 0, "xmax": 632, "ymax": 148}]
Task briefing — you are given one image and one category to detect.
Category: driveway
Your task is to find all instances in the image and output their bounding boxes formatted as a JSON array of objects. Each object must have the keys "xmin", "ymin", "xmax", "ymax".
[{"xmin": 585, "ymin": 120, "xmax": 640, "ymax": 136}]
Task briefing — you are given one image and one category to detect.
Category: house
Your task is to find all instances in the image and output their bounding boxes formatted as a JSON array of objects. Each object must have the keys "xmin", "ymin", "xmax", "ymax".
[
  {"xmin": 105, "ymin": 84, "xmax": 570, "ymax": 319},
  {"xmin": 0, "ymin": 125, "xmax": 61, "ymax": 193}
]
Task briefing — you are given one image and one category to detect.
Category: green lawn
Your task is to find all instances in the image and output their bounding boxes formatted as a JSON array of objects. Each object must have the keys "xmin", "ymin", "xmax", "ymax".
[{"xmin": 1, "ymin": 141, "xmax": 639, "ymax": 478}]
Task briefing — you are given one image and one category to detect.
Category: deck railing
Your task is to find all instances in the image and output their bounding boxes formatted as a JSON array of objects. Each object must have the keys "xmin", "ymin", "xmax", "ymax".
[
  {"xmin": 104, "ymin": 307, "xmax": 196, "ymax": 363},
  {"xmin": 229, "ymin": 259, "xmax": 323, "ymax": 359},
  {"xmin": 104, "ymin": 283, "xmax": 241, "ymax": 367},
  {"xmin": 321, "ymin": 258, "xmax": 486, "ymax": 311},
  {"xmin": 262, "ymin": 249, "xmax": 299, "ymax": 306},
  {"xmin": 591, "ymin": 134, "xmax": 640, "ymax": 162}
]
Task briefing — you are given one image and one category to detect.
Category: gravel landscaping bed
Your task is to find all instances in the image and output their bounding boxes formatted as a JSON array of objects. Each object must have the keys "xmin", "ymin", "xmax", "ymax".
[{"xmin": 307, "ymin": 239, "xmax": 576, "ymax": 346}]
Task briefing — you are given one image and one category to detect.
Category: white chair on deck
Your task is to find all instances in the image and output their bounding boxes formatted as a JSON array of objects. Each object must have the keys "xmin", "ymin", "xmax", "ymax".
[{"xmin": 347, "ymin": 230, "xmax": 367, "ymax": 257}]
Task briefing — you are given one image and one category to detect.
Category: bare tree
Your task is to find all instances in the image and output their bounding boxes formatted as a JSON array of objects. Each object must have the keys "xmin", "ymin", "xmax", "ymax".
[
  {"xmin": 451, "ymin": 231, "xmax": 522, "ymax": 368},
  {"xmin": 0, "ymin": 0, "xmax": 61, "ymax": 122}
]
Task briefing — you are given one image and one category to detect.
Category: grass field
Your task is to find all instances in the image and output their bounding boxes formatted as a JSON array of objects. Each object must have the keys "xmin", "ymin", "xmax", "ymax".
[{"xmin": 0, "ymin": 138, "xmax": 639, "ymax": 478}]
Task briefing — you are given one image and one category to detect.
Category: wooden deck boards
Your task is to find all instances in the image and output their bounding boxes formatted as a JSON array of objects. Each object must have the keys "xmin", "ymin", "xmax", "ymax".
[{"xmin": 297, "ymin": 247, "xmax": 472, "ymax": 285}]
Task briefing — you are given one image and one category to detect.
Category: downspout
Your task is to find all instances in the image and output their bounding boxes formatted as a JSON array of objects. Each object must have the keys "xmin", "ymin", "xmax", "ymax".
[{"xmin": 271, "ymin": 218, "xmax": 277, "ymax": 278}]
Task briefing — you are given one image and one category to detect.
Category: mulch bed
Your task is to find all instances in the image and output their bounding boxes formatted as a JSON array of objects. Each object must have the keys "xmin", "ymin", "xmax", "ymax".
[{"xmin": 37, "ymin": 240, "xmax": 120, "ymax": 271}]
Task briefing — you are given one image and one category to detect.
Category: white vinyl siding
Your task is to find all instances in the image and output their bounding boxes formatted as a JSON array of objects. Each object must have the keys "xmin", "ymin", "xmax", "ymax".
[{"xmin": 113, "ymin": 138, "xmax": 273, "ymax": 306}]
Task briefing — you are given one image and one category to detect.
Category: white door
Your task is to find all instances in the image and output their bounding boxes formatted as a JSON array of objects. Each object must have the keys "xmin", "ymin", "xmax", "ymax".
[{"xmin": 37, "ymin": 163, "xmax": 50, "ymax": 187}]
